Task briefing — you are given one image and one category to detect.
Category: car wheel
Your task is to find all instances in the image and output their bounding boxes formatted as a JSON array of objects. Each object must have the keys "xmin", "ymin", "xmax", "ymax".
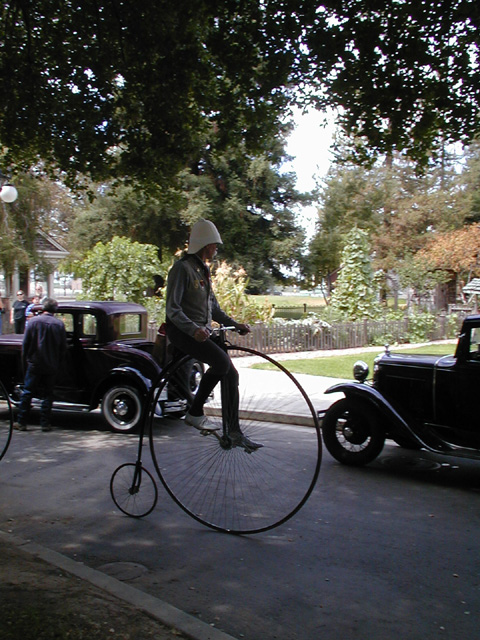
[
  {"xmin": 322, "ymin": 398, "xmax": 385, "ymax": 466},
  {"xmin": 178, "ymin": 359, "xmax": 204, "ymax": 403},
  {"xmin": 102, "ymin": 385, "xmax": 143, "ymax": 433}
]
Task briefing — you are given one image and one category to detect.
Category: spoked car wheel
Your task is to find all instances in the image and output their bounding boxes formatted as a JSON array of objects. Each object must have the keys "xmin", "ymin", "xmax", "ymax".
[
  {"xmin": 102, "ymin": 385, "xmax": 143, "ymax": 433},
  {"xmin": 322, "ymin": 398, "xmax": 385, "ymax": 466},
  {"xmin": 148, "ymin": 348, "xmax": 322, "ymax": 535}
]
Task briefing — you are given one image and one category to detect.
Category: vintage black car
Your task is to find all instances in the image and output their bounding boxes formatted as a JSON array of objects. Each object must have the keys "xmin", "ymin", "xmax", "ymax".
[
  {"xmin": 0, "ymin": 301, "xmax": 202, "ymax": 433},
  {"xmin": 321, "ymin": 314, "xmax": 480, "ymax": 466}
]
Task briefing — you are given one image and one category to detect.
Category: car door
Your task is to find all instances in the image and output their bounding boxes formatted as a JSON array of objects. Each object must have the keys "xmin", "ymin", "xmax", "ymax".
[
  {"xmin": 53, "ymin": 311, "xmax": 97, "ymax": 404},
  {"xmin": 434, "ymin": 325, "xmax": 480, "ymax": 442}
]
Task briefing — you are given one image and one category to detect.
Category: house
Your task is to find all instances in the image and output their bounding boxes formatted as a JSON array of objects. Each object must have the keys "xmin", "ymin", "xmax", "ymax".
[{"xmin": 1, "ymin": 230, "xmax": 69, "ymax": 318}]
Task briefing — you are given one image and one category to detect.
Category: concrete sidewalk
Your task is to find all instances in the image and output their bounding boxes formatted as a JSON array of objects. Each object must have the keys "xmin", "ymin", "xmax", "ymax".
[
  {"xmin": 0, "ymin": 530, "xmax": 239, "ymax": 640},
  {"xmin": 232, "ymin": 340, "xmax": 457, "ymax": 421}
]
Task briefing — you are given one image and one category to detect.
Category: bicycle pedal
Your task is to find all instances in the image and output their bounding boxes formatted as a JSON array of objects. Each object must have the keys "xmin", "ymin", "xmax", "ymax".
[{"xmin": 200, "ymin": 427, "xmax": 220, "ymax": 436}]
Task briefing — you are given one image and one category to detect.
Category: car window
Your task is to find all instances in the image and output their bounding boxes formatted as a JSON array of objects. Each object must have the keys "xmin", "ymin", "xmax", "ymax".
[
  {"xmin": 57, "ymin": 313, "xmax": 74, "ymax": 334},
  {"xmin": 119, "ymin": 313, "xmax": 142, "ymax": 336},
  {"xmin": 80, "ymin": 313, "xmax": 98, "ymax": 338},
  {"xmin": 469, "ymin": 327, "xmax": 480, "ymax": 359}
]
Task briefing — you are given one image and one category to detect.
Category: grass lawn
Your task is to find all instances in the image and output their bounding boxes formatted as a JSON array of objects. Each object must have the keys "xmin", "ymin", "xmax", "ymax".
[
  {"xmin": 250, "ymin": 294, "xmax": 325, "ymax": 308},
  {"xmin": 252, "ymin": 344, "xmax": 456, "ymax": 379}
]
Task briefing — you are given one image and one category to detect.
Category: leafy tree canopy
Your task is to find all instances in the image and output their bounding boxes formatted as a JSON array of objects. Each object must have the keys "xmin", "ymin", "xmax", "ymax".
[
  {"xmin": 67, "ymin": 236, "xmax": 162, "ymax": 302},
  {"xmin": 0, "ymin": 1, "xmax": 479, "ymax": 187},
  {"xmin": 418, "ymin": 224, "xmax": 480, "ymax": 283},
  {"xmin": 306, "ymin": 139, "xmax": 470, "ymax": 286}
]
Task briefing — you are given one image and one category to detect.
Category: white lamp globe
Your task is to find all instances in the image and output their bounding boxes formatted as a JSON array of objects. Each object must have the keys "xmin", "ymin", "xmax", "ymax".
[{"xmin": 0, "ymin": 185, "xmax": 18, "ymax": 203}]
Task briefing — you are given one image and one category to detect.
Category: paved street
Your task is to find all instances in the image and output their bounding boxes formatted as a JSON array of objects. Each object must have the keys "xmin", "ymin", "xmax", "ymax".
[{"xmin": 1, "ymin": 368, "xmax": 479, "ymax": 640}]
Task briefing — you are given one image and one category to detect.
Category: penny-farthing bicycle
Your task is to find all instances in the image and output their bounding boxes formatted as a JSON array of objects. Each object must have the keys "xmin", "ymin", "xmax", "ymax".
[
  {"xmin": 110, "ymin": 327, "xmax": 321, "ymax": 534},
  {"xmin": 0, "ymin": 379, "xmax": 14, "ymax": 463}
]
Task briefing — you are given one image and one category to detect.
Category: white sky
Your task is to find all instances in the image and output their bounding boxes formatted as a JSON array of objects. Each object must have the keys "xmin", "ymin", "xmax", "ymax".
[{"xmin": 283, "ymin": 107, "xmax": 337, "ymax": 239}]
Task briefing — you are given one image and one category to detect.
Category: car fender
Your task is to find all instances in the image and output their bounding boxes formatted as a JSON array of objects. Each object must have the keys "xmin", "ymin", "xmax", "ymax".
[
  {"xmin": 324, "ymin": 382, "xmax": 427, "ymax": 448},
  {"xmin": 91, "ymin": 366, "xmax": 153, "ymax": 410}
]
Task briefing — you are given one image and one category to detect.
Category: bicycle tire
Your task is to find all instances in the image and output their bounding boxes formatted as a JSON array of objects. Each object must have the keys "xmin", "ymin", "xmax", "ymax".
[
  {"xmin": 148, "ymin": 347, "xmax": 321, "ymax": 534},
  {"xmin": 110, "ymin": 463, "xmax": 158, "ymax": 518},
  {"xmin": 0, "ymin": 379, "xmax": 13, "ymax": 462}
]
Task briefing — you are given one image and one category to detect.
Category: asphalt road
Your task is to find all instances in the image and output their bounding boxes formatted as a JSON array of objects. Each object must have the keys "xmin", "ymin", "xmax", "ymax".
[{"xmin": 1, "ymin": 406, "xmax": 480, "ymax": 640}]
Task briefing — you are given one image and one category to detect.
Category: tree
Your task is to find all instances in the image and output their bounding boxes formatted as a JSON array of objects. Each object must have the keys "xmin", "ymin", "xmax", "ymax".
[
  {"xmin": 305, "ymin": 1, "xmax": 480, "ymax": 165},
  {"xmin": 68, "ymin": 236, "xmax": 162, "ymax": 302},
  {"xmin": 0, "ymin": 172, "xmax": 73, "ymax": 280},
  {"xmin": 176, "ymin": 131, "xmax": 309, "ymax": 292},
  {"xmin": 307, "ymin": 142, "xmax": 467, "ymax": 287},
  {"xmin": 330, "ymin": 227, "xmax": 378, "ymax": 320},
  {"xmin": 397, "ymin": 254, "xmax": 450, "ymax": 311},
  {"xmin": 0, "ymin": 1, "xmax": 295, "ymax": 187},
  {"xmin": 418, "ymin": 224, "xmax": 480, "ymax": 285},
  {"xmin": 66, "ymin": 183, "xmax": 187, "ymax": 260},
  {"xmin": 0, "ymin": 1, "xmax": 479, "ymax": 187}
]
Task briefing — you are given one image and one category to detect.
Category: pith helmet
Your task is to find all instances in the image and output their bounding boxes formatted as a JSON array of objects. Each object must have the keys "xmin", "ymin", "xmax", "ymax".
[{"xmin": 187, "ymin": 219, "xmax": 223, "ymax": 254}]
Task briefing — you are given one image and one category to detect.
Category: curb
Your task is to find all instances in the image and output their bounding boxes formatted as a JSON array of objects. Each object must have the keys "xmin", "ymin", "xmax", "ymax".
[{"xmin": 0, "ymin": 530, "xmax": 238, "ymax": 640}]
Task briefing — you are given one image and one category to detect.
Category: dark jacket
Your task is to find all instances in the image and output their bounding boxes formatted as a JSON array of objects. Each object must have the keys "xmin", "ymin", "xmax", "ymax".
[
  {"xmin": 166, "ymin": 254, "xmax": 235, "ymax": 337},
  {"xmin": 22, "ymin": 312, "xmax": 67, "ymax": 375}
]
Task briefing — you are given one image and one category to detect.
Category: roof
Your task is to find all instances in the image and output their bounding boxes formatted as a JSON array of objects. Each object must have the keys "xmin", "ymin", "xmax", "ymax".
[
  {"xmin": 56, "ymin": 301, "xmax": 147, "ymax": 315},
  {"xmin": 463, "ymin": 279, "xmax": 480, "ymax": 295},
  {"xmin": 34, "ymin": 230, "xmax": 69, "ymax": 259}
]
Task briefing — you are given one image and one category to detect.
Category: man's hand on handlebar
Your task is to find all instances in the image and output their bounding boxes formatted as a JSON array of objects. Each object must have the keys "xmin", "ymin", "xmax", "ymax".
[
  {"xmin": 235, "ymin": 323, "xmax": 251, "ymax": 336},
  {"xmin": 194, "ymin": 327, "xmax": 210, "ymax": 342},
  {"xmin": 195, "ymin": 324, "xmax": 250, "ymax": 341}
]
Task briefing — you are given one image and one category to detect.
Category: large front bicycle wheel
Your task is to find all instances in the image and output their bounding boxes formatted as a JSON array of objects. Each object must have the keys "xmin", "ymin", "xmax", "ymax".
[
  {"xmin": 148, "ymin": 347, "xmax": 321, "ymax": 534},
  {"xmin": 0, "ymin": 380, "xmax": 13, "ymax": 462}
]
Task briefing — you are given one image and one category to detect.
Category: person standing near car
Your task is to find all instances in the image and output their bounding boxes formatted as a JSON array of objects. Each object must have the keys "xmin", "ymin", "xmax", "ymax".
[
  {"xmin": 166, "ymin": 218, "xmax": 262, "ymax": 451},
  {"xmin": 13, "ymin": 298, "xmax": 67, "ymax": 433},
  {"xmin": 25, "ymin": 295, "xmax": 40, "ymax": 326},
  {"xmin": 11, "ymin": 290, "xmax": 29, "ymax": 333}
]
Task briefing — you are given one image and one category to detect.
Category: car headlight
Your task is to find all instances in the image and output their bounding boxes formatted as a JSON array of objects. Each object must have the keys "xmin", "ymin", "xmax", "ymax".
[{"xmin": 353, "ymin": 360, "xmax": 369, "ymax": 382}]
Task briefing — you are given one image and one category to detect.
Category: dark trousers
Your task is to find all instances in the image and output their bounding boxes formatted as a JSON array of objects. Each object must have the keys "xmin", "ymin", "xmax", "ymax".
[
  {"xmin": 166, "ymin": 324, "xmax": 239, "ymax": 428},
  {"xmin": 14, "ymin": 317, "xmax": 25, "ymax": 334},
  {"xmin": 17, "ymin": 365, "xmax": 55, "ymax": 428}
]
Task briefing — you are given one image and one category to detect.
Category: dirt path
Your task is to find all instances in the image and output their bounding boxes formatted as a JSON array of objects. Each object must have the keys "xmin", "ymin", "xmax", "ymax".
[{"xmin": 0, "ymin": 539, "xmax": 187, "ymax": 640}]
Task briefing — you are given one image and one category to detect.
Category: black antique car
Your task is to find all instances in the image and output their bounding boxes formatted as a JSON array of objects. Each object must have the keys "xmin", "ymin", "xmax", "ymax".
[
  {"xmin": 321, "ymin": 314, "xmax": 480, "ymax": 466},
  {"xmin": 0, "ymin": 301, "xmax": 202, "ymax": 433}
]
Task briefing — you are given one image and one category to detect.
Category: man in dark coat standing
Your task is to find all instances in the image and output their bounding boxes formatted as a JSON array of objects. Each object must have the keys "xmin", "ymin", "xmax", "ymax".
[{"xmin": 13, "ymin": 298, "xmax": 67, "ymax": 432}]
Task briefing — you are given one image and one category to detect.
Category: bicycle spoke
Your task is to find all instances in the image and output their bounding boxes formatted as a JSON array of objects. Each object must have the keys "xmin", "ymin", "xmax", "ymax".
[
  {"xmin": 149, "ymin": 349, "xmax": 321, "ymax": 534},
  {"xmin": 110, "ymin": 463, "xmax": 158, "ymax": 518}
]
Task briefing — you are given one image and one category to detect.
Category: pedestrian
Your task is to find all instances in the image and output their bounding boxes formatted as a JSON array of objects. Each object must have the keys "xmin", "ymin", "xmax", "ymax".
[
  {"xmin": 13, "ymin": 298, "xmax": 67, "ymax": 432},
  {"xmin": 165, "ymin": 218, "xmax": 262, "ymax": 451},
  {"xmin": 25, "ymin": 295, "xmax": 40, "ymax": 326},
  {"xmin": 35, "ymin": 283, "xmax": 46, "ymax": 303},
  {"xmin": 11, "ymin": 290, "xmax": 29, "ymax": 333}
]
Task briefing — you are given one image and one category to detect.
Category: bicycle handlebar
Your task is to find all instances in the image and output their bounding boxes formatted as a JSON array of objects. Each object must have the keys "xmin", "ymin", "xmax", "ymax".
[{"xmin": 209, "ymin": 325, "xmax": 237, "ymax": 336}]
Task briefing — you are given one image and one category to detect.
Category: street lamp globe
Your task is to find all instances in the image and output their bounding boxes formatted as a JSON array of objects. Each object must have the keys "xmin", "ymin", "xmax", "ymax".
[{"xmin": 0, "ymin": 185, "xmax": 18, "ymax": 203}]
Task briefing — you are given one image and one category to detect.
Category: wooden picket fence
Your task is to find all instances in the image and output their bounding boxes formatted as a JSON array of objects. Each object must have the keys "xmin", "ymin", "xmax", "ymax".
[{"xmin": 149, "ymin": 314, "xmax": 463, "ymax": 356}]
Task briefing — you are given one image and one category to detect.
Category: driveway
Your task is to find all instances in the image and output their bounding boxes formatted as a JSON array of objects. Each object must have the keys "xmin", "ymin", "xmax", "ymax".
[{"xmin": 1, "ymin": 383, "xmax": 479, "ymax": 640}]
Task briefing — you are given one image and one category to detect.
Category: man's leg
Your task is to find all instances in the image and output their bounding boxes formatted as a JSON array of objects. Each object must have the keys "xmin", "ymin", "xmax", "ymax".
[
  {"xmin": 40, "ymin": 375, "xmax": 55, "ymax": 432},
  {"xmin": 167, "ymin": 325, "xmax": 231, "ymax": 417},
  {"xmin": 14, "ymin": 367, "xmax": 35, "ymax": 430}
]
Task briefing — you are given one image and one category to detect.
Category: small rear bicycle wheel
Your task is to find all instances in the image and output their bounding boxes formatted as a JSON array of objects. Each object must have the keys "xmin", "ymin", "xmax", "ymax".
[
  {"xmin": 148, "ymin": 348, "xmax": 321, "ymax": 534},
  {"xmin": 110, "ymin": 463, "xmax": 158, "ymax": 518},
  {"xmin": 0, "ymin": 380, "xmax": 13, "ymax": 462}
]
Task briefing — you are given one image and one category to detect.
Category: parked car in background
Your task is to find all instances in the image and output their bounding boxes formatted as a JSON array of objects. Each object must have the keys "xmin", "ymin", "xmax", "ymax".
[
  {"xmin": 0, "ymin": 301, "xmax": 202, "ymax": 433},
  {"xmin": 321, "ymin": 314, "xmax": 480, "ymax": 466}
]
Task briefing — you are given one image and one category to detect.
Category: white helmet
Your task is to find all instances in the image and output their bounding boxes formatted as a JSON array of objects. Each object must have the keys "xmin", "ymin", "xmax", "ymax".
[{"xmin": 187, "ymin": 219, "xmax": 223, "ymax": 254}]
